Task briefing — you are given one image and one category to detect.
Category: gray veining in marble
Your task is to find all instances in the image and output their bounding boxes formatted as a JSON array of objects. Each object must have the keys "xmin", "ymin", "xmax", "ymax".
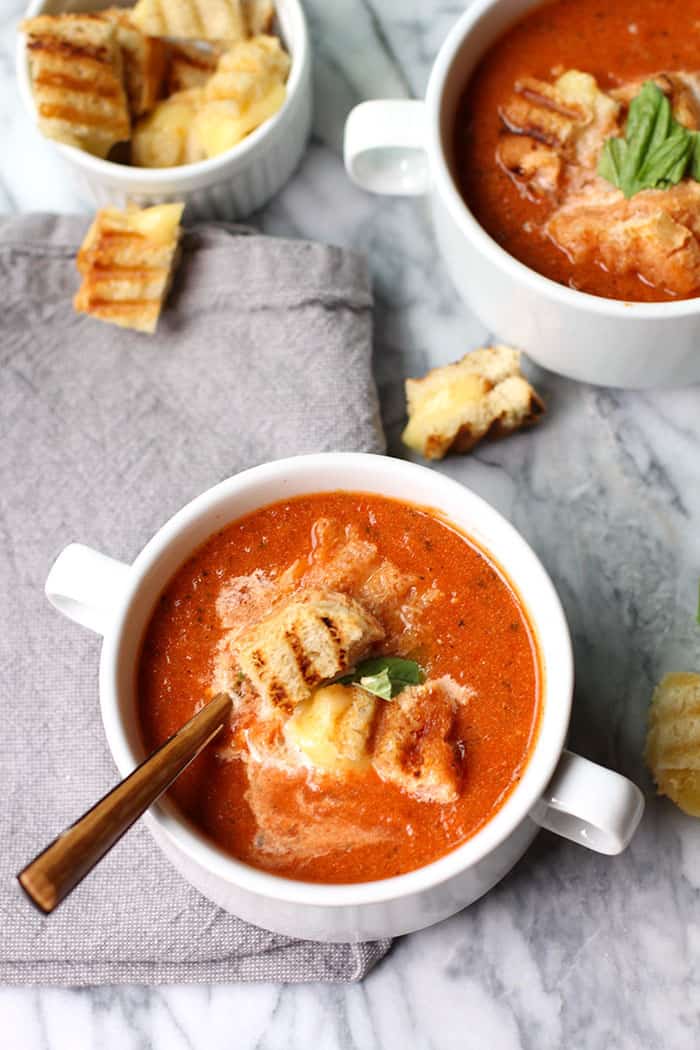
[{"xmin": 2, "ymin": 0, "xmax": 700, "ymax": 1046}]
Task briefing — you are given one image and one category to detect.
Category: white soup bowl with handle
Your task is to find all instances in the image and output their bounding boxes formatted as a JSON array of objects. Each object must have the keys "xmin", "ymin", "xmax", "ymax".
[
  {"xmin": 44, "ymin": 453, "xmax": 644, "ymax": 941},
  {"xmin": 344, "ymin": 0, "xmax": 700, "ymax": 389}
]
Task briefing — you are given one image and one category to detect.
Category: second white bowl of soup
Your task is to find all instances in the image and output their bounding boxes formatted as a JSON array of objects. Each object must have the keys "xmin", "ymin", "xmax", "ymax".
[
  {"xmin": 45, "ymin": 454, "xmax": 644, "ymax": 941},
  {"xmin": 344, "ymin": 0, "xmax": 700, "ymax": 388}
]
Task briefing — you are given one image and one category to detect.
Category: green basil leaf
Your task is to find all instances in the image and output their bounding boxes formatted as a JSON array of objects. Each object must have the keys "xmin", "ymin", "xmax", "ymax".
[
  {"xmin": 636, "ymin": 127, "xmax": 692, "ymax": 189},
  {"xmin": 598, "ymin": 136, "xmax": 627, "ymax": 188},
  {"xmin": 690, "ymin": 132, "xmax": 700, "ymax": 181},
  {"xmin": 598, "ymin": 80, "xmax": 695, "ymax": 197},
  {"xmin": 621, "ymin": 82, "xmax": 667, "ymax": 190},
  {"xmin": 358, "ymin": 668, "xmax": 393, "ymax": 700},
  {"xmin": 339, "ymin": 656, "xmax": 425, "ymax": 699}
]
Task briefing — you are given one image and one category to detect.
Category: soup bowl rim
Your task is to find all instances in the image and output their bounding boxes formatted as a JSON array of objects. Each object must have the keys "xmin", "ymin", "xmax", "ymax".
[
  {"xmin": 426, "ymin": 0, "xmax": 700, "ymax": 318},
  {"xmin": 98, "ymin": 452, "xmax": 573, "ymax": 907}
]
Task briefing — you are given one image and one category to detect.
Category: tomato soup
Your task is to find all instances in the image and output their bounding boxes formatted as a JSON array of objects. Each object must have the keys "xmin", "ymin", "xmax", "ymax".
[
  {"xmin": 455, "ymin": 0, "xmax": 700, "ymax": 301},
  {"xmin": 138, "ymin": 492, "xmax": 541, "ymax": 883}
]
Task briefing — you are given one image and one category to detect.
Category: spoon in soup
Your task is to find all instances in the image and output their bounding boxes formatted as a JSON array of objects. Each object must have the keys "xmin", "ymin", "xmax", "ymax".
[{"xmin": 17, "ymin": 692, "xmax": 232, "ymax": 915}]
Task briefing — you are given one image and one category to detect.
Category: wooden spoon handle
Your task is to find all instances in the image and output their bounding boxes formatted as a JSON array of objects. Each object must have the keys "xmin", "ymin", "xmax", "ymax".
[{"xmin": 17, "ymin": 691, "xmax": 232, "ymax": 914}]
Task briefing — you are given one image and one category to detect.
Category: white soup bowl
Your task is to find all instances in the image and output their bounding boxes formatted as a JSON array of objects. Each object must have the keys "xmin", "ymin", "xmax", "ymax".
[
  {"xmin": 44, "ymin": 453, "xmax": 644, "ymax": 941},
  {"xmin": 344, "ymin": 0, "xmax": 700, "ymax": 389}
]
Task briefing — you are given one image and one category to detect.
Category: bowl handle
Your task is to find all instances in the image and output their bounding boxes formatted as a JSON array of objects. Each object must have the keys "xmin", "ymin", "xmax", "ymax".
[
  {"xmin": 45, "ymin": 543, "xmax": 131, "ymax": 637},
  {"xmin": 530, "ymin": 750, "xmax": 645, "ymax": 855},
  {"xmin": 344, "ymin": 100, "xmax": 429, "ymax": 195}
]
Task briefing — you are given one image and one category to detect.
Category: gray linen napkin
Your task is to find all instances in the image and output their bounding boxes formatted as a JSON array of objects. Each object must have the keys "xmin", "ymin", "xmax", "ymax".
[{"xmin": 0, "ymin": 213, "xmax": 389, "ymax": 984}]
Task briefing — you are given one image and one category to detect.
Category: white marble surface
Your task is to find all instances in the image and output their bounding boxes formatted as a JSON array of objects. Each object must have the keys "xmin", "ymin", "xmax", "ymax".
[{"xmin": 3, "ymin": 0, "xmax": 700, "ymax": 1046}]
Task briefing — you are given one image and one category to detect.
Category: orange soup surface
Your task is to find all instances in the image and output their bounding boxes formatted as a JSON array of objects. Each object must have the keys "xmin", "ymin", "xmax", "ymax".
[
  {"xmin": 138, "ymin": 492, "xmax": 541, "ymax": 883},
  {"xmin": 456, "ymin": 0, "xmax": 700, "ymax": 301}
]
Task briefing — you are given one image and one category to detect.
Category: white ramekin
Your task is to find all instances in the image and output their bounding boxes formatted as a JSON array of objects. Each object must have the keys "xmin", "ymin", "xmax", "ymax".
[
  {"xmin": 17, "ymin": 0, "xmax": 312, "ymax": 218},
  {"xmin": 344, "ymin": 0, "xmax": 700, "ymax": 389},
  {"xmin": 44, "ymin": 453, "xmax": 644, "ymax": 942}
]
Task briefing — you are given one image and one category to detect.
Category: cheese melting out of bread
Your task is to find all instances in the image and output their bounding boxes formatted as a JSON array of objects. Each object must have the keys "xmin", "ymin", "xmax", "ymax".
[
  {"xmin": 132, "ymin": 35, "xmax": 289, "ymax": 165},
  {"xmin": 646, "ymin": 672, "xmax": 700, "ymax": 816},
  {"xmin": 193, "ymin": 35, "xmax": 289, "ymax": 157},
  {"xmin": 74, "ymin": 203, "xmax": 184, "ymax": 333},
  {"xmin": 132, "ymin": 88, "xmax": 206, "ymax": 166},
  {"xmin": 22, "ymin": 14, "xmax": 130, "ymax": 158},
  {"xmin": 194, "ymin": 81, "xmax": 285, "ymax": 155},
  {"xmin": 402, "ymin": 345, "xmax": 545, "ymax": 460},
  {"xmin": 285, "ymin": 684, "xmax": 377, "ymax": 772}
]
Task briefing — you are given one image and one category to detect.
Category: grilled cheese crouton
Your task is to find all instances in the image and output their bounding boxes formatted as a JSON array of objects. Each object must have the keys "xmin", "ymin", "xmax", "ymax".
[
  {"xmin": 372, "ymin": 677, "xmax": 471, "ymax": 803},
  {"xmin": 192, "ymin": 35, "xmax": 289, "ymax": 157},
  {"xmin": 646, "ymin": 672, "xmax": 700, "ymax": 816},
  {"xmin": 285, "ymin": 684, "xmax": 377, "ymax": 772},
  {"xmin": 166, "ymin": 42, "xmax": 220, "ymax": 94},
  {"xmin": 402, "ymin": 346, "xmax": 544, "ymax": 460},
  {"xmin": 131, "ymin": 0, "xmax": 247, "ymax": 43},
  {"xmin": 203, "ymin": 35, "xmax": 289, "ymax": 102},
  {"xmin": 22, "ymin": 14, "xmax": 130, "ymax": 158},
  {"xmin": 74, "ymin": 203, "xmax": 184, "ymax": 333},
  {"xmin": 97, "ymin": 8, "xmax": 167, "ymax": 117},
  {"xmin": 236, "ymin": 590, "xmax": 384, "ymax": 714},
  {"xmin": 497, "ymin": 71, "xmax": 619, "ymax": 198},
  {"xmin": 548, "ymin": 194, "xmax": 700, "ymax": 298},
  {"xmin": 131, "ymin": 88, "xmax": 206, "ymax": 166}
]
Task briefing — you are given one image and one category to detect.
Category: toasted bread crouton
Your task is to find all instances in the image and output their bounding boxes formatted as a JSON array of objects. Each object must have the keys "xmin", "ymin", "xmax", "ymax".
[
  {"xmin": 22, "ymin": 14, "xmax": 130, "ymax": 157},
  {"xmin": 130, "ymin": 0, "xmax": 247, "ymax": 43},
  {"xmin": 285, "ymin": 684, "xmax": 377, "ymax": 772},
  {"xmin": 203, "ymin": 35, "xmax": 289, "ymax": 102},
  {"xmin": 97, "ymin": 8, "xmax": 167, "ymax": 117},
  {"xmin": 402, "ymin": 345, "xmax": 545, "ymax": 461},
  {"xmin": 243, "ymin": 0, "xmax": 275, "ymax": 35},
  {"xmin": 548, "ymin": 199, "xmax": 700, "ymax": 299},
  {"xmin": 646, "ymin": 672, "xmax": 700, "ymax": 816},
  {"xmin": 498, "ymin": 71, "xmax": 619, "ymax": 190},
  {"xmin": 192, "ymin": 35, "xmax": 289, "ymax": 156},
  {"xmin": 131, "ymin": 88, "xmax": 206, "ymax": 166},
  {"xmin": 235, "ymin": 590, "xmax": 384, "ymax": 714},
  {"xmin": 372, "ymin": 677, "xmax": 472, "ymax": 803},
  {"xmin": 166, "ymin": 41, "xmax": 220, "ymax": 94},
  {"xmin": 74, "ymin": 203, "xmax": 184, "ymax": 334}
]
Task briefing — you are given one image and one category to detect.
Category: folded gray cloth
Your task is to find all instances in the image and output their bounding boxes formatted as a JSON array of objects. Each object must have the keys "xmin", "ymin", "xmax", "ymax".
[{"xmin": 0, "ymin": 213, "xmax": 388, "ymax": 984}]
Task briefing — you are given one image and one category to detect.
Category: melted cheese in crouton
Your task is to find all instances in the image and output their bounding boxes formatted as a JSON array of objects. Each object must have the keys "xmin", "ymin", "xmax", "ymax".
[
  {"xmin": 74, "ymin": 202, "xmax": 184, "ymax": 334},
  {"xmin": 285, "ymin": 684, "xmax": 377, "ymax": 772},
  {"xmin": 402, "ymin": 345, "xmax": 544, "ymax": 460}
]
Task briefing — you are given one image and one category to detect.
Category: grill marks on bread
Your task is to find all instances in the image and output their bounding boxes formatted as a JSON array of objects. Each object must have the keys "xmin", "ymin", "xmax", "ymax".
[
  {"xmin": 373, "ymin": 678, "xmax": 472, "ymax": 803},
  {"xmin": 496, "ymin": 68, "xmax": 700, "ymax": 295},
  {"xmin": 74, "ymin": 203, "xmax": 184, "ymax": 333},
  {"xmin": 236, "ymin": 590, "xmax": 384, "ymax": 713},
  {"xmin": 97, "ymin": 7, "xmax": 167, "ymax": 117},
  {"xmin": 22, "ymin": 14, "xmax": 130, "ymax": 157},
  {"xmin": 131, "ymin": 0, "xmax": 247, "ymax": 43}
]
